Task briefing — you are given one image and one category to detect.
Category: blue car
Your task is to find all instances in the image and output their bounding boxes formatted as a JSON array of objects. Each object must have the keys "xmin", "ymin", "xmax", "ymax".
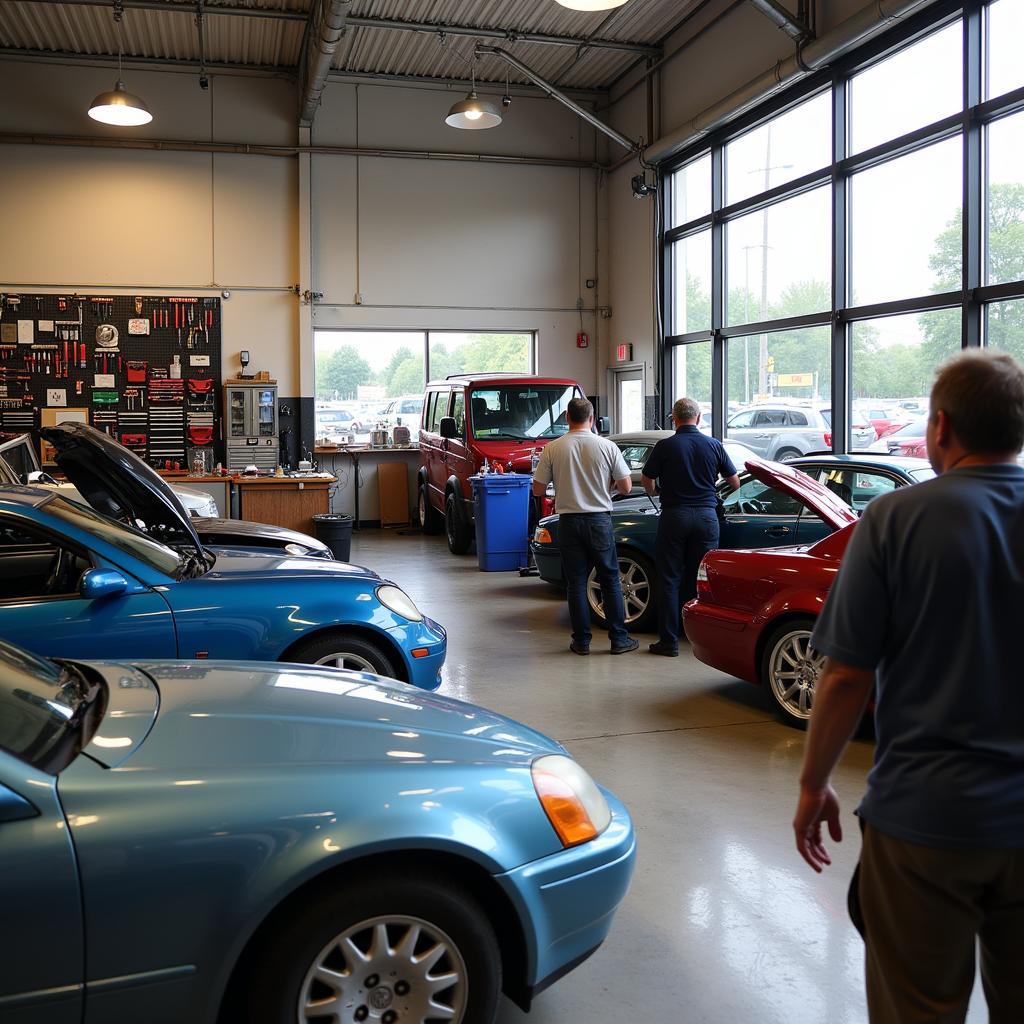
[
  {"xmin": 0, "ymin": 423, "xmax": 445, "ymax": 688},
  {"xmin": 0, "ymin": 641, "xmax": 635, "ymax": 1023},
  {"xmin": 532, "ymin": 453, "xmax": 934, "ymax": 632}
]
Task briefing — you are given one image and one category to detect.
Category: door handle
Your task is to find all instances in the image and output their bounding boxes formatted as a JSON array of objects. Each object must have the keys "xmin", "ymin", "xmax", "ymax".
[
  {"xmin": 755, "ymin": 432, "xmax": 771, "ymax": 438},
  {"xmin": 766, "ymin": 526, "xmax": 791, "ymax": 537}
]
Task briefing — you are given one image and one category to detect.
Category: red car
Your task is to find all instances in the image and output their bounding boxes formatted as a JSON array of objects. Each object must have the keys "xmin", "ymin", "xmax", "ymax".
[
  {"xmin": 683, "ymin": 459, "xmax": 859, "ymax": 728},
  {"xmin": 883, "ymin": 414, "xmax": 929, "ymax": 458}
]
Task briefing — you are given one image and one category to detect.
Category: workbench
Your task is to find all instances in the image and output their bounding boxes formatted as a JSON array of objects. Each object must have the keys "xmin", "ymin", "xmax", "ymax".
[
  {"xmin": 315, "ymin": 446, "xmax": 420, "ymax": 529},
  {"xmin": 234, "ymin": 475, "xmax": 334, "ymax": 535}
]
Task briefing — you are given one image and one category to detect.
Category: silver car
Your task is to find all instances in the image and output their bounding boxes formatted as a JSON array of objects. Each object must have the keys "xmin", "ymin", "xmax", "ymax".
[{"xmin": 725, "ymin": 405, "xmax": 880, "ymax": 461}]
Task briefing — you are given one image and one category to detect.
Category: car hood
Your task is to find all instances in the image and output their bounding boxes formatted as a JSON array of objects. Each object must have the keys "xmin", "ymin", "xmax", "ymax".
[
  {"xmin": 39, "ymin": 422, "xmax": 204, "ymax": 559},
  {"xmin": 205, "ymin": 547, "xmax": 379, "ymax": 580},
  {"xmin": 744, "ymin": 457, "xmax": 858, "ymax": 530},
  {"xmin": 194, "ymin": 517, "xmax": 330, "ymax": 554},
  {"xmin": 86, "ymin": 661, "xmax": 561, "ymax": 771}
]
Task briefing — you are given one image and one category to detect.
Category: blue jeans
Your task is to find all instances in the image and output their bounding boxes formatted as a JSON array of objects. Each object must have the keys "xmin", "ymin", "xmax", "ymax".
[
  {"xmin": 559, "ymin": 513, "xmax": 629, "ymax": 647},
  {"xmin": 655, "ymin": 504, "xmax": 720, "ymax": 647}
]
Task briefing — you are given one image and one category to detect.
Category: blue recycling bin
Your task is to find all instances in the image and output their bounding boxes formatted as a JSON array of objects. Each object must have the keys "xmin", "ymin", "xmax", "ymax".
[{"xmin": 470, "ymin": 473, "xmax": 532, "ymax": 571}]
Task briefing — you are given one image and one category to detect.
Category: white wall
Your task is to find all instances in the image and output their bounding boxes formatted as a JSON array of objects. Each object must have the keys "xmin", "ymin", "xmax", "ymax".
[{"xmin": 0, "ymin": 59, "xmax": 605, "ymax": 396}]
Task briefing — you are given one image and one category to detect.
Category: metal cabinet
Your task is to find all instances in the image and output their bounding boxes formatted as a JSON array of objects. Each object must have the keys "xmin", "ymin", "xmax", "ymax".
[{"xmin": 224, "ymin": 383, "xmax": 279, "ymax": 472}]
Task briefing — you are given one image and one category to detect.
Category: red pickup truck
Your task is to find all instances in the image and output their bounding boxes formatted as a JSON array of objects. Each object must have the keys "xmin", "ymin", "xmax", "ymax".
[{"xmin": 417, "ymin": 374, "xmax": 586, "ymax": 553}]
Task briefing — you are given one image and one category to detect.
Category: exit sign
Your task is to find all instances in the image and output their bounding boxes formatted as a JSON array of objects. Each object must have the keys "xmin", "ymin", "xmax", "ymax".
[{"xmin": 616, "ymin": 343, "xmax": 633, "ymax": 362}]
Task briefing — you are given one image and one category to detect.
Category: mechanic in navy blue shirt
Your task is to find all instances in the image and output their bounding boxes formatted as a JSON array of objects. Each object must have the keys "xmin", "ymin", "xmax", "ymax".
[
  {"xmin": 794, "ymin": 350, "xmax": 1024, "ymax": 1024},
  {"xmin": 641, "ymin": 397, "xmax": 740, "ymax": 656}
]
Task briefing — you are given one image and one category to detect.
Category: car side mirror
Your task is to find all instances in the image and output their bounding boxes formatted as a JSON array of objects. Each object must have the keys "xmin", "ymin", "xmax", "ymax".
[
  {"xmin": 27, "ymin": 470, "xmax": 58, "ymax": 485},
  {"xmin": 439, "ymin": 417, "xmax": 458, "ymax": 439},
  {"xmin": 597, "ymin": 416, "xmax": 611, "ymax": 436},
  {"xmin": 80, "ymin": 568, "xmax": 129, "ymax": 601}
]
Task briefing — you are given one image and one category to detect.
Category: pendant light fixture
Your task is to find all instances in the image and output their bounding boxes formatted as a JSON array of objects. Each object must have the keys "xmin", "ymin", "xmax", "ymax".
[
  {"xmin": 444, "ymin": 61, "xmax": 502, "ymax": 130},
  {"xmin": 88, "ymin": 0, "xmax": 153, "ymax": 126},
  {"xmin": 555, "ymin": 0, "xmax": 630, "ymax": 10}
]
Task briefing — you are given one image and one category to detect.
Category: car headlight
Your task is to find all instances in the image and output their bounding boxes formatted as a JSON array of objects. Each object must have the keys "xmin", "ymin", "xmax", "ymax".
[
  {"xmin": 534, "ymin": 527, "xmax": 553, "ymax": 545},
  {"xmin": 284, "ymin": 543, "xmax": 309, "ymax": 556},
  {"xmin": 376, "ymin": 585, "xmax": 423, "ymax": 622},
  {"xmin": 531, "ymin": 754, "xmax": 611, "ymax": 848}
]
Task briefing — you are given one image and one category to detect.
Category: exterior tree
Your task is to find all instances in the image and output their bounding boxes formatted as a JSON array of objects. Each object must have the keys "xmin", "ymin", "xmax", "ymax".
[{"xmin": 315, "ymin": 345, "xmax": 371, "ymax": 401}]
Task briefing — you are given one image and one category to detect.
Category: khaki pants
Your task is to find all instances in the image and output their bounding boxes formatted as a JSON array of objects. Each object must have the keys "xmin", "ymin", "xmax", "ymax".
[{"xmin": 853, "ymin": 823, "xmax": 1024, "ymax": 1024}]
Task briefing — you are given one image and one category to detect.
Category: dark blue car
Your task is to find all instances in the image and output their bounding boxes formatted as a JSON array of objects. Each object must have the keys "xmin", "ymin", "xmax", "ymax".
[
  {"xmin": 531, "ymin": 454, "xmax": 934, "ymax": 631},
  {"xmin": 0, "ymin": 423, "xmax": 446, "ymax": 686}
]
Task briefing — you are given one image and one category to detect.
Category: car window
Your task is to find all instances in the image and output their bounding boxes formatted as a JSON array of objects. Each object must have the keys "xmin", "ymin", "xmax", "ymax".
[
  {"xmin": 616, "ymin": 444, "xmax": 652, "ymax": 471},
  {"xmin": 422, "ymin": 393, "xmax": 436, "ymax": 431},
  {"xmin": 451, "ymin": 393, "xmax": 466, "ymax": 437},
  {"xmin": 469, "ymin": 385, "xmax": 576, "ymax": 440},
  {"xmin": 753, "ymin": 410, "xmax": 788, "ymax": 427},
  {"xmin": 721, "ymin": 476, "xmax": 803, "ymax": 515},
  {"xmin": 428, "ymin": 392, "xmax": 450, "ymax": 432},
  {"xmin": 728, "ymin": 410, "xmax": 755, "ymax": 428},
  {"xmin": 813, "ymin": 467, "xmax": 899, "ymax": 511},
  {"xmin": 0, "ymin": 515, "xmax": 92, "ymax": 601},
  {"xmin": 400, "ymin": 400, "xmax": 423, "ymax": 415},
  {"xmin": 787, "ymin": 410, "xmax": 808, "ymax": 426}
]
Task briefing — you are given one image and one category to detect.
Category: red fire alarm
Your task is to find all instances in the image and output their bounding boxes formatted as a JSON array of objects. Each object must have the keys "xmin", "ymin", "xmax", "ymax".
[
  {"xmin": 616, "ymin": 343, "xmax": 633, "ymax": 362},
  {"xmin": 576, "ymin": 331, "xmax": 589, "ymax": 348}
]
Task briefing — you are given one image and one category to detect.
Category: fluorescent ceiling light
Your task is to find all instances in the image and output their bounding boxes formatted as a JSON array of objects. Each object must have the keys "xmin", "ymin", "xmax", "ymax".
[
  {"xmin": 88, "ymin": 80, "xmax": 153, "ymax": 126},
  {"xmin": 445, "ymin": 91, "xmax": 502, "ymax": 130},
  {"xmin": 555, "ymin": 0, "xmax": 631, "ymax": 9}
]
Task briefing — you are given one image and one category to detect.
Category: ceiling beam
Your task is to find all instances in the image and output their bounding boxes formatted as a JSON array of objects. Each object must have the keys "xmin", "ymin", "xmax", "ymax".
[
  {"xmin": 298, "ymin": 0, "xmax": 352, "ymax": 127},
  {"xmin": 18, "ymin": 0, "xmax": 660, "ymax": 55}
]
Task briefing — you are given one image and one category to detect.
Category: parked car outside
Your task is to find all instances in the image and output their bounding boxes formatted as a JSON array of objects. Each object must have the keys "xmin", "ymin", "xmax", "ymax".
[
  {"xmin": 726, "ymin": 404, "xmax": 882, "ymax": 459},
  {"xmin": 379, "ymin": 394, "xmax": 425, "ymax": 431},
  {"xmin": 0, "ymin": 461, "xmax": 445, "ymax": 686},
  {"xmin": 884, "ymin": 413, "xmax": 930, "ymax": 457},
  {"xmin": 854, "ymin": 402, "xmax": 913, "ymax": 438},
  {"xmin": 531, "ymin": 454, "xmax": 932, "ymax": 633},
  {"xmin": 3, "ymin": 426, "xmax": 332, "ymax": 559},
  {"xmin": 0, "ymin": 639, "xmax": 634, "ymax": 1023},
  {"xmin": 417, "ymin": 374, "xmax": 585, "ymax": 554},
  {"xmin": 315, "ymin": 405, "xmax": 364, "ymax": 441},
  {"xmin": 610, "ymin": 431, "xmax": 759, "ymax": 492},
  {"xmin": 683, "ymin": 459, "xmax": 863, "ymax": 727}
]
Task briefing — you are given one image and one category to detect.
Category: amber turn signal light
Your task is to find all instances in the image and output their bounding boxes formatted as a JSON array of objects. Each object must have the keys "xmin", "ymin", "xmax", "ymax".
[
  {"xmin": 534, "ymin": 527, "xmax": 553, "ymax": 545},
  {"xmin": 411, "ymin": 647, "xmax": 430, "ymax": 659},
  {"xmin": 532, "ymin": 768, "xmax": 599, "ymax": 847}
]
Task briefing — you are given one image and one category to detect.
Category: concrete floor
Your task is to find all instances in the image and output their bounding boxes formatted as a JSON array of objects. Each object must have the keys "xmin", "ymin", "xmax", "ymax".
[{"xmin": 350, "ymin": 529, "xmax": 985, "ymax": 1024}]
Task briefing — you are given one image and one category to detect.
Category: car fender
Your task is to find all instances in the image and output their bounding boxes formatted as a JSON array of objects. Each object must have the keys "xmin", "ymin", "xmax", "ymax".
[{"xmin": 751, "ymin": 585, "xmax": 831, "ymax": 677}]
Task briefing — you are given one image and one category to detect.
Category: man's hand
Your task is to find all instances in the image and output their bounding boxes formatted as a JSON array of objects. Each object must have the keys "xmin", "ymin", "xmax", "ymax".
[{"xmin": 794, "ymin": 783, "xmax": 842, "ymax": 872}]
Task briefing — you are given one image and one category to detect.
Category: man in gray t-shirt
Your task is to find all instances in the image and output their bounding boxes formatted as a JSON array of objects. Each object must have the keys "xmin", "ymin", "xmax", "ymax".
[
  {"xmin": 793, "ymin": 351, "xmax": 1024, "ymax": 1024},
  {"xmin": 533, "ymin": 398, "xmax": 637, "ymax": 655}
]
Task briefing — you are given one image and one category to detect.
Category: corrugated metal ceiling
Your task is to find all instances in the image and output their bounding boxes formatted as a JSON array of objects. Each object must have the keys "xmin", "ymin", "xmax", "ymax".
[{"xmin": 1, "ymin": 0, "xmax": 699, "ymax": 89}]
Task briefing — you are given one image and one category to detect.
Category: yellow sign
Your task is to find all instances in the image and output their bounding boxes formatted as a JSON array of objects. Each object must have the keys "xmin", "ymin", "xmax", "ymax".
[{"xmin": 777, "ymin": 372, "xmax": 814, "ymax": 387}]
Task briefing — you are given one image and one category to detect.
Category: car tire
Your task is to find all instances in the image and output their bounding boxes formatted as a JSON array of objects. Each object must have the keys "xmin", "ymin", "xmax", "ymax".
[
  {"xmin": 587, "ymin": 548, "xmax": 656, "ymax": 633},
  {"xmin": 288, "ymin": 633, "xmax": 397, "ymax": 677},
  {"xmin": 242, "ymin": 873, "xmax": 502, "ymax": 1024},
  {"xmin": 418, "ymin": 481, "xmax": 443, "ymax": 535},
  {"xmin": 445, "ymin": 492, "xmax": 473, "ymax": 555},
  {"xmin": 760, "ymin": 617, "xmax": 822, "ymax": 728},
  {"xmin": 775, "ymin": 447, "xmax": 801, "ymax": 462}
]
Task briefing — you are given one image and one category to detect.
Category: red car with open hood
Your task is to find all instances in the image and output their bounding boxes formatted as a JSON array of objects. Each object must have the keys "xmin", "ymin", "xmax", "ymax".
[{"xmin": 683, "ymin": 458, "xmax": 860, "ymax": 728}]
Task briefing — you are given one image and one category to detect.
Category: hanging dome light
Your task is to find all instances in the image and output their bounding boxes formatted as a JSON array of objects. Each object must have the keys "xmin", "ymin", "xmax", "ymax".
[
  {"xmin": 445, "ymin": 91, "xmax": 502, "ymax": 130},
  {"xmin": 555, "ymin": 0, "xmax": 630, "ymax": 10},
  {"xmin": 88, "ymin": 80, "xmax": 153, "ymax": 126},
  {"xmin": 87, "ymin": 1, "xmax": 153, "ymax": 127}
]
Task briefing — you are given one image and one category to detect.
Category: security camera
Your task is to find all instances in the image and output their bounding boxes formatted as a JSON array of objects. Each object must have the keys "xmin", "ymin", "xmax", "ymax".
[
  {"xmin": 631, "ymin": 172, "xmax": 658, "ymax": 200},
  {"xmin": 501, "ymin": 93, "xmax": 512, "ymax": 109},
  {"xmin": 199, "ymin": 74, "xmax": 210, "ymax": 91}
]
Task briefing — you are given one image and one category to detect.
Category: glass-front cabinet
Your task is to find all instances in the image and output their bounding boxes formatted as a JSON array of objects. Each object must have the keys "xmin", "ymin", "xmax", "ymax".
[{"xmin": 223, "ymin": 383, "xmax": 279, "ymax": 471}]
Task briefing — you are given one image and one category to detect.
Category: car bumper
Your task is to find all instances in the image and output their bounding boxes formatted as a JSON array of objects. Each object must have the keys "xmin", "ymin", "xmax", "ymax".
[
  {"xmin": 683, "ymin": 598, "xmax": 760, "ymax": 685},
  {"xmin": 389, "ymin": 615, "xmax": 447, "ymax": 691},
  {"xmin": 531, "ymin": 543, "xmax": 563, "ymax": 585},
  {"xmin": 496, "ymin": 790, "xmax": 635, "ymax": 1005}
]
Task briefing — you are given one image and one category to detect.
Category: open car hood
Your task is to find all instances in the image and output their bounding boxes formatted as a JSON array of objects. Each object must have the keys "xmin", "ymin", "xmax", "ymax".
[
  {"xmin": 39, "ymin": 423, "xmax": 204, "ymax": 557},
  {"xmin": 744, "ymin": 456, "xmax": 859, "ymax": 531}
]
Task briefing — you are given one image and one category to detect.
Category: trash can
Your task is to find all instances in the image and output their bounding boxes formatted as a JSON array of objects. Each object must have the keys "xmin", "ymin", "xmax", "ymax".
[
  {"xmin": 312, "ymin": 513, "xmax": 353, "ymax": 562},
  {"xmin": 470, "ymin": 473, "xmax": 532, "ymax": 571}
]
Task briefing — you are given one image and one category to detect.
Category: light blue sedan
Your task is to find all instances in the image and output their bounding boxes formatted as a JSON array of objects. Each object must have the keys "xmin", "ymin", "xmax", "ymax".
[{"xmin": 0, "ymin": 641, "xmax": 635, "ymax": 1023}]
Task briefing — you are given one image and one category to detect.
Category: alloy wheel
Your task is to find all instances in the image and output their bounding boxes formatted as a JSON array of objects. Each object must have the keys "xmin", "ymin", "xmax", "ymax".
[
  {"xmin": 314, "ymin": 651, "xmax": 378, "ymax": 673},
  {"xmin": 298, "ymin": 914, "xmax": 468, "ymax": 1024},
  {"xmin": 587, "ymin": 555, "xmax": 650, "ymax": 626},
  {"xmin": 768, "ymin": 628, "xmax": 824, "ymax": 720}
]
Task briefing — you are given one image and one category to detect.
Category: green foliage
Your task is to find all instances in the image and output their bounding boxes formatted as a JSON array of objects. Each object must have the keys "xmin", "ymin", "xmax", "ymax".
[{"xmin": 315, "ymin": 345, "xmax": 371, "ymax": 401}]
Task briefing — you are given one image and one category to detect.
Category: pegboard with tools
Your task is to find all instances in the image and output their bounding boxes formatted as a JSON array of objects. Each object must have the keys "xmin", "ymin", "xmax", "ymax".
[{"xmin": 0, "ymin": 292, "xmax": 222, "ymax": 470}]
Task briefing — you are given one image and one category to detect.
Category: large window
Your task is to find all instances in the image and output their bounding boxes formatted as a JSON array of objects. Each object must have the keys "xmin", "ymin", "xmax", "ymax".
[
  {"xmin": 664, "ymin": 4, "xmax": 1024, "ymax": 452},
  {"xmin": 314, "ymin": 330, "xmax": 535, "ymax": 442}
]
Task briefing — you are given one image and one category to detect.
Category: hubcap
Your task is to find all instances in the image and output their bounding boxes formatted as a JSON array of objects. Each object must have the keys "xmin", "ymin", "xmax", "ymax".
[
  {"xmin": 418, "ymin": 491, "xmax": 427, "ymax": 528},
  {"xmin": 314, "ymin": 651, "xmax": 377, "ymax": 673},
  {"xmin": 769, "ymin": 629, "xmax": 824, "ymax": 720},
  {"xmin": 298, "ymin": 915, "xmax": 468, "ymax": 1024},
  {"xmin": 587, "ymin": 557, "xmax": 650, "ymax": 625}
]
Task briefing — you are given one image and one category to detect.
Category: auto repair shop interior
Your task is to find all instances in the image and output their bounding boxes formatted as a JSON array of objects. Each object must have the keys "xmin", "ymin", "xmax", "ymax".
[{"xmin": 0, "ymin": 0, "xmax": 1021, "ymax": 1022}]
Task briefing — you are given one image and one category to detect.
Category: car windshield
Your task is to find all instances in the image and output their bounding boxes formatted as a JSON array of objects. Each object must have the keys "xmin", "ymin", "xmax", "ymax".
[
  {"xmin": 0, "ymin": 640, "xmax": 105, "ymax": 773},
  {"xmin": 42, "ymin": 494, "xmax": 183, "ymax": 577},
  {"xmin": 469, "ymin": 385, "xmax": 579, "ymax": 440}
]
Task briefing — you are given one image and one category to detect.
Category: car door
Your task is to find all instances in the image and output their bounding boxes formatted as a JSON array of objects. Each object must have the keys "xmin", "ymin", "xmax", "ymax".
[
  {"xmin": 725, "ymin": 409, "xmax": 762, "ymax": 452},
  {"xmin": 444, "ymin": 390, "xmax": 474, "ymax": 499},
  {"xmin": 0, "ymin": 751, "xmax": 84, "ymax": 1024},
  {"xmin": 718, "ymin": 475, "xmax": 806, "ymax": 547},
  {"xmin": 810, "ymin": 464, "xmax": 903, "ymax": 513},
  {"xmin": 614, "ymin": 443, "xmax": 654, "ymax": 491},
  {"xmin": 426, "ymin": 389, "xmax": 451, "ymax": 506},
  {"xmin": 0, "ymin": 514, "xmax": 177, "ymax": 661}
]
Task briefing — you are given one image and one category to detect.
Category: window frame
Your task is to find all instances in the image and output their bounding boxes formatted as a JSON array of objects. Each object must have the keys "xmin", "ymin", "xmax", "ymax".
[{"xmin": 661, "ymin": 0, "xmax": 1021, "ymax": 451}]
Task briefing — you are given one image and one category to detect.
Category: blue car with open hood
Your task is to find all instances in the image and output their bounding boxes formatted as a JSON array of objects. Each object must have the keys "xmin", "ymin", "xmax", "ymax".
[
  {"xmin": 0, "ymin": 640, "xmax": 635, "ymax": 1023},
  {"xmin": 0, "ymin": 422, "xmax": 445, "ymax": 687}
]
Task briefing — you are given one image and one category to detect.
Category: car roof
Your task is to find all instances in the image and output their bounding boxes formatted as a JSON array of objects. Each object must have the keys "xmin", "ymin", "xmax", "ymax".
[
  {"xmin": 610, "ymin": 430, "xmax": 674, "ymax": 444},
  {"xmin": 426, "ymin": 374, "xmax": 579, "ymax": 388},
  {"xmin": 791, "ymin": 453, "xmax": 932, "ymax": 471}
]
